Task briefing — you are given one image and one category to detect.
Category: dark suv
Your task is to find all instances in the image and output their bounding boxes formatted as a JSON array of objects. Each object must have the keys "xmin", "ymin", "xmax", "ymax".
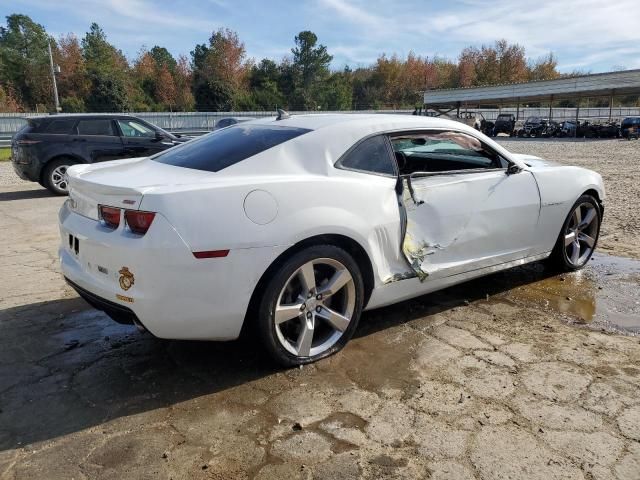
[
  {"xmin": 11, "ymin": 114, "xmax": 188, "ymax": 194},
  {"xmin": 491, "ymin": 113, "xmax": 516, "ymax": 136},
  {"xmin": 621, "ymin": 117, "xmax": 640, "ymax": 139}
]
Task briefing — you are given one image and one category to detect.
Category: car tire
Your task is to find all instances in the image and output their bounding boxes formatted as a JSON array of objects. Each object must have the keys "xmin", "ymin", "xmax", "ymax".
[
  {"xmin": 257, "ymin": 244, "xmax": 364, "ymax": 367},
  {"xmin": 549, "ymin": 195, "xmax": 601, "ymax": 272},
  {"xmin": 43, "ymin": 158, "xmax": 77, "ymax": 195}
]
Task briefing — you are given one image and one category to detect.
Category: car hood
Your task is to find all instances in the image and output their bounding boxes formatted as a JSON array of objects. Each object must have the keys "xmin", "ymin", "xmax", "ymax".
[{"xmin": 511, "ymin": 154, "xmax": 561, "ymax": 169}]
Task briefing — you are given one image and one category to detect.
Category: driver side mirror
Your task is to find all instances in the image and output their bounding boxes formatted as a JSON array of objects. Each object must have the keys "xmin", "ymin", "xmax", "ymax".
[
  {"xmin": 506, "ymin": 164, "xmax": 521, "ymax": 175},
  {"xmin": 155, "ymin": 131, "xmax": 166, "ymax": 141}
]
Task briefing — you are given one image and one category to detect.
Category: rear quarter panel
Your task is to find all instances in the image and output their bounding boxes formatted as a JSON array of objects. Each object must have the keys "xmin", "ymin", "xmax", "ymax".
[{"xmin": 139, "ymin": 170, "xmax": 408, "ymax": 290}]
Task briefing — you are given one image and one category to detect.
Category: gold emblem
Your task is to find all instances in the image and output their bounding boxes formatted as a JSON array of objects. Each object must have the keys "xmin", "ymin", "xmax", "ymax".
[
  {"xmin": 118, "ymin": 267, "xmax": 135, "ymax": 291},
  {"xmin": 116, "ymin": 294, "xmax": 134, "ymax": 303}
]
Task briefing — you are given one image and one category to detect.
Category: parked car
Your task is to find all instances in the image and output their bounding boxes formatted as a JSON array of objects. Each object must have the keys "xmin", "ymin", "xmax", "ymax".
[
  {"xmin": 621, "ymin": 117, "xmax": 640, "ymax": 139},
  {"xmin": 492, "ymin": 113, "xmax": 516, "ymax": 136},
  {"xmin": 11, "ymin": 114, "xmax": 189, "ymax": 195},
  {"xmin": 518, "ymin": 116, "xmax": 548, "ymax": 137},
  {"xmin": 59, "ymin": 114, "xmax": 605, "ymax": 366},
  {"xmin": 557, "ymin": 120, "xmax": 577, "ymax": 137},
  {"xmin": 454, "ymin": 112, "xmax": 495, "ymax": 136},
  {"xmin": 215, "ymin": 117, "xmax": 256, "ymax": 129},
  {"xmin": 592, "ymin": 122, "xmax": 620, "ymax": 138}
]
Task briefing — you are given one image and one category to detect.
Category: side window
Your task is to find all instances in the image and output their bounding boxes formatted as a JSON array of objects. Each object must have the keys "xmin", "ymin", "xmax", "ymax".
[
  {"xmin": 338, "ymin": 135, "xmax": 395, "ymax": 176},
  {"xmin": 117, "ymin": 120, "xmax": 156, "ymax": 138},
  {"xmin": 391, "ymin": 131, "xmax": 502, "ymax": 175},
  {"xmin": 45, "ymin": 119, "xmax": 77, "ymax": 134},
  {"xmin": 77, "ymin": 119, "xmax": 115, "ymax": 136}
]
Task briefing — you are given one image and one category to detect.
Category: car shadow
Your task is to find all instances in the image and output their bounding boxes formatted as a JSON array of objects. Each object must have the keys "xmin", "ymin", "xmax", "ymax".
[
  {"xmin": 0, "ymin": 261, "xmax": 558, "ymax": 451},
  {"xmin": 0, "ymin": 189, "xmax": 57, "ymax": 202}
]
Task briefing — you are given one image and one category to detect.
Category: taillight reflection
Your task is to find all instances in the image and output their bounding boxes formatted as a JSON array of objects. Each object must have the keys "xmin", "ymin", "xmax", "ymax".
[
  {"xmin": 99, "ymin": 205, "xmax": 121, "ymax": 229},
  {"xmin": 124, "ymin": 210, "xmax": 156, "ymax": 235},
  {"xmin": 98, "ymin": 206, "xmax": 156, "ymax": 235}
]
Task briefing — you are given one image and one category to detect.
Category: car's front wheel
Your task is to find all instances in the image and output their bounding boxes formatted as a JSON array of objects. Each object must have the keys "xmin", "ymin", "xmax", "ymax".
[
  {"xmin": 257, "ymin": 245, "xmax": 364, "ymax": 367},
  {"xmin": 550, "ymin": 195, "xmax": 601, "ymax": 271},
  {"xmin": 43, "ymin": 158, "xmax": 77, "ymax": 195}
]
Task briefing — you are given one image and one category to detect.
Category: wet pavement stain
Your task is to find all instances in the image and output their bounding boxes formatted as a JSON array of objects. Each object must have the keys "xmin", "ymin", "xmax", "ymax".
[{"xmin": 499, "ymin": 254, "xmax": 640, "ymax": 334}]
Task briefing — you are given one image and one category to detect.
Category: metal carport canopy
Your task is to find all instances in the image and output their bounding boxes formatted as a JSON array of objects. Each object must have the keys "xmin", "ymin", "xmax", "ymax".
[{"xmin": 423, "ymin": 69, "xmax": 640, "ymax": 105}]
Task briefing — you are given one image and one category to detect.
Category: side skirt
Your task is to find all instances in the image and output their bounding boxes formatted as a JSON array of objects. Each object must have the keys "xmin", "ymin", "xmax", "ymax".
[{"xmin": 365, "ymin": 251, "xmax": 552, "ymax": 310}]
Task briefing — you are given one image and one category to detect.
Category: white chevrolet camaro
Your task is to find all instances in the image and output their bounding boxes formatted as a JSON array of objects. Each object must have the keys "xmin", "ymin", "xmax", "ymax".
[{"xmin": 59, "ymin": 114, "xmax": 604, "ymax": 365}]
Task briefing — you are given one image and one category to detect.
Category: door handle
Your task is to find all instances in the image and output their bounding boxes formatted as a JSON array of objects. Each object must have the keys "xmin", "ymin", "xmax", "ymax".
[{"xmin": 72, "ymin": 138, "xmax": 86, "ymax": 142}]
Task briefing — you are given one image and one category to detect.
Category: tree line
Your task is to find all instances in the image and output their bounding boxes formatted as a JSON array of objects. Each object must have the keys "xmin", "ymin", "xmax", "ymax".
[{"xmin": 0, "ymin": 13, "xmax": 570, "ymax": 113}]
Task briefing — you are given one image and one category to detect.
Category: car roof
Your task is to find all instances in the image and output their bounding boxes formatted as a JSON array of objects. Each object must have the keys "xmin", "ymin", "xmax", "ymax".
[
  {"xmin": 249, "ymin": 113, "xmax": 471, "ymax": 133},
  {"xmin": 219, "ymin": 112, "xmax": 525, "ymax": 177},
  {"xmin": 29, "ymin": 114, "xmax": 142, "ymax": 122}
]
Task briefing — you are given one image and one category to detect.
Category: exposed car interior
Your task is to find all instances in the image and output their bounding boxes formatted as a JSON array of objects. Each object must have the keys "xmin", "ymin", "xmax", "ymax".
[{"xmin": 390, "ymin": 132, "xmax": 504, "ymax": 174}]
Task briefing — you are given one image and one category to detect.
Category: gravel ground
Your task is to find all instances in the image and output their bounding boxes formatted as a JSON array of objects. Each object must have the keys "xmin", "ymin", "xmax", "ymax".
[{"xmin": 497, "ymin": 138, "xmax": 640, "ymax": 259}]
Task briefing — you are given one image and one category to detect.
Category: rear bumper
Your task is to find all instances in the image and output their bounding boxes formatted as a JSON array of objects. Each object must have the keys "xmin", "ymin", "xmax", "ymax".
[
  {"xmin": 65, "ymin": 277, "xmax": 139, "ymax": 325},
  {"xmin": 58, "ymin": 201, "xmax": 287, "ymax": 340},
  {"xmin": 12, "ymin": 157, "xmax": 41, "ymax": 182}
]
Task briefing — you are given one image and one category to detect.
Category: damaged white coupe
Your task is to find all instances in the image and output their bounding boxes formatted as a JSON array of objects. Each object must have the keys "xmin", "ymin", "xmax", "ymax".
[{"xmin": 59, "ymin": 114, "xmax": 605, "ymax": 365}]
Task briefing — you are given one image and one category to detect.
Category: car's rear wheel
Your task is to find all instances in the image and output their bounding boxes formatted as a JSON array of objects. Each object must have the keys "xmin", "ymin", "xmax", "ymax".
[
  {"xmin": 549, "ymin": 195, "xmax": 601, "ymax": 271},
  {"xmin": 257, "ymin": 245, "xmax": 364, "ymax": 367},
  {"xmin": 43, "ymin": 158, "xmax": 77, "ymax": 195}
]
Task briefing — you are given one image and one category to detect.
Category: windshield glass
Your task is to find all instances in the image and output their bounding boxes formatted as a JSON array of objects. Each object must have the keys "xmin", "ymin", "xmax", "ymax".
[{"xmin": 152, "ymin": 124, "xmax": 311, "ymax": 172}]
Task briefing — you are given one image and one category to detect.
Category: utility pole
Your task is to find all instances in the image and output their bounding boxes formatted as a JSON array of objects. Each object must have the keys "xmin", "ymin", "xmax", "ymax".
[{"xmin": 47, "ymin": 39, "xmax": 61, "ymax": 113}]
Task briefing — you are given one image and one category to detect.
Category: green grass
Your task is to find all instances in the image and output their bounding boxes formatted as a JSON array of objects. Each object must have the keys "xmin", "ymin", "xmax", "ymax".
[{"xmin": 0, "ymin": 147, "xmax": 10, "ymax": 161}]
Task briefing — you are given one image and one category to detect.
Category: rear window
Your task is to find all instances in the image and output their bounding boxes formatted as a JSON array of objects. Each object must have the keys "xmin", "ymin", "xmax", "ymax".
[
  {"xmin": 153, "ymin": 124, "xmax": 311, "ymax": 172},
  {"xmin": 622, "ymin": 117, "xmax": 639, "ymax": 127},
  {"xmin": 45, "ymin": 119, "xmax": 77, "ymax": 134},
  {"xmin": 77, "ymin": 119, "xmax": 115, "ymax": 136}
]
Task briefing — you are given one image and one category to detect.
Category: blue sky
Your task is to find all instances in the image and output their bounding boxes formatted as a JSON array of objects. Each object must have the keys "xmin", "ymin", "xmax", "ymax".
[{"xmin": 3, "ymin": 0, "xmax": 640, "ymax": 72}]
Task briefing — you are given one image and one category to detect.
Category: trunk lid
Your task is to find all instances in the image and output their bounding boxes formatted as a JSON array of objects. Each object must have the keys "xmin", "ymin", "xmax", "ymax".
[{"xmin": 67, "ymin": 157, "xmax": 211, "ymax": 220}]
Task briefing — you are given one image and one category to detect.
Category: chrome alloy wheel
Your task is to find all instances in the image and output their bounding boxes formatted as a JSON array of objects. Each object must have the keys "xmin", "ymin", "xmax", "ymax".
[
  {"xmin": 564, "ymin": 202, "xmax": 599, "ymax": 267},
  {"xmin": 51, "ymin": 165, "xmax": 70, "ymax": 192},
  {"xmin": 274, "ymin": 258, "xmax": 355, "ymax": 358}
]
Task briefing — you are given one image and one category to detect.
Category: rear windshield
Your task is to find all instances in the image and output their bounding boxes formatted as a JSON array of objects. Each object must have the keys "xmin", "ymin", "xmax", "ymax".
[
  {"xmin": 152, "ymin": 124, "xmax": 311, "ymax": 172},
  {"xmin": 622, "ymin": 117, "xmax": 639, "ymax": 127},
  {"xmin": 497, "ymin": 114, "xmax": 512, "ymax": 120}
]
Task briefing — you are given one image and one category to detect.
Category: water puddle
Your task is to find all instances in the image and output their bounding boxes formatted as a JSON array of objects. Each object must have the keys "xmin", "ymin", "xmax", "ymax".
[{"xmin": 505, "ymin": 253, "xmax": 640, "ymax": 334}]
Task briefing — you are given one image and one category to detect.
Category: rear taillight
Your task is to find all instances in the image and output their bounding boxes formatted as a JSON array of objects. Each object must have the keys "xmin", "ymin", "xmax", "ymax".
[
  {"xmin": 99, "ymin": 205, "xmax": 121, "ymax": 229},
  {"xmin": 124, "ymin": 210, "xmax": 156, "ymax": 235},
  {"xmin": 16, "ymin": 139, "xmax": 41, "ymax": 145}
]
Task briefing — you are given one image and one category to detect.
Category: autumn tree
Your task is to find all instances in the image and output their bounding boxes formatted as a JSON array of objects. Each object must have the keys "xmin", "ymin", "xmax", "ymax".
[
  {"xmin": 457, "ymin": 48, "xmax": 478, "ymax": 87},
  {"xmin": 192, "ymin": 28, "xmax": 249, "ymax": 110},
  {"xmin": 288, "ymin": 31, "xmax": 333, "ymax": 109},
  {"xmin": 82, "ymin": 23, "xmax": 130, "ymax": 111},
  {"xmin": 0, "ymin": 14, "xmax": 51, "ymax": 110},
  {"xmin": 0, "ymin": 83, "xmax": 21, "ymax": 112},
  {"xmin": 173, "ymin": 55, "xmax": 195, "ymax": 111},
  {"xmin": 156, "ymin": 65, "xmax": 177, "ymax": 109},
  {"xmin": 529, "ymin": 53, "xmax": 561, "ymax": 81},
  {"xmin": 54, "ymin": 33, "xmax": 90, "ymax": 111}
]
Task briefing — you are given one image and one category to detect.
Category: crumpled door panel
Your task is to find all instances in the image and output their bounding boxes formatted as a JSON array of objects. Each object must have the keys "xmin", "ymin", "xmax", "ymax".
[{"xmin": 400, "ymin": 171, "xmax": 540, "ymax": 281}]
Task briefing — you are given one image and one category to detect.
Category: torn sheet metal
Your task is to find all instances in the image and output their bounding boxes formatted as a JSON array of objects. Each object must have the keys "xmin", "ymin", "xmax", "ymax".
[
  {"xmin": 399, "ymin": 171, "xmax": 541, "ymax": 281},
  {"xmin": 400, "ymin": 177, "xmax": 468, "ymax": 281}
]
